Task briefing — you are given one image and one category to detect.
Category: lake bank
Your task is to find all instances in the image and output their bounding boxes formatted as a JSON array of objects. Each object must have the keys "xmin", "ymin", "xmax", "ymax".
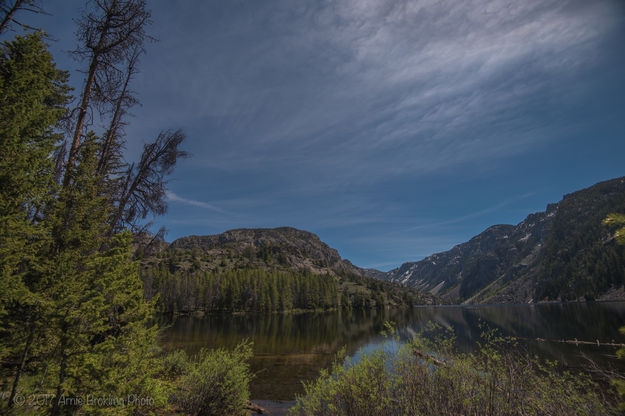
[
  {"xmin": 159, "ymin": 301, "xmax": 625, "ymax": 401},
  {"xmin": 248, "ymin": 400, "xmax": 294, "ymax": 415}
]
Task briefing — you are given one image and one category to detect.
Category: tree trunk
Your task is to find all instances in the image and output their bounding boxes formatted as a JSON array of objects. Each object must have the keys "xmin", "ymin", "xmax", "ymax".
[
  {"xmin": 7, "ymin": 326, "xmax": 34, "ymax": 409},
  {"xmin": 63, "ymin": 54, "xmax": 99, "ymax": 187},
  {"xmin": 97, "ymin": 63, "xmax": 132, "ymax": 175},
  {"xmin": 0, "ymin": 0, "xmax": 21, "ymax": 35},
  {"xmin": 63, "ymin": 6, "xmax": 114, "ymax": 187},
  {"xmin": 108, "ymin": 165, "xmax": 136, "ymax": 235},
  {"xmin": 50, "ymin": 349, "xmax": 67, "ymax": 416}
]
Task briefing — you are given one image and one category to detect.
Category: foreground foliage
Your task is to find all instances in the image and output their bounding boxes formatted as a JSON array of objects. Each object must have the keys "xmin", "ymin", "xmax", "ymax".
[
  {"xmin": 169, "ymin": 342, "xmax": 253, "ymax": 416},
  {"xmin": 0, "ymin": 2, "xmax": 183, "ymax": 413},
  {"xmin": 290, "ymin": 325, "xmax": 613, "ymax": 416}
]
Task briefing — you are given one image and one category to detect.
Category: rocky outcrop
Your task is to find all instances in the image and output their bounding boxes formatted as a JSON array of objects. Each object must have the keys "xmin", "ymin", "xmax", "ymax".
[{"xmin": 170, "ymin": 227, "xmax": 366, "ymax": 277}]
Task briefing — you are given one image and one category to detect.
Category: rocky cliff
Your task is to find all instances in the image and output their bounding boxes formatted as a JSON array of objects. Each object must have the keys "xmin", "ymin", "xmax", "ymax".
[{"xmin": 382, "ymin": 177, "xmax": 625, "ymax": 304}]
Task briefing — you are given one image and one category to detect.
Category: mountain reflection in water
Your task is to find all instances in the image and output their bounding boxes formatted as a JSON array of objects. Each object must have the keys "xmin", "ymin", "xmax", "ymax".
[{"xmin": 159, "ymin": 302, "xmax": 625, "ymax": 400}]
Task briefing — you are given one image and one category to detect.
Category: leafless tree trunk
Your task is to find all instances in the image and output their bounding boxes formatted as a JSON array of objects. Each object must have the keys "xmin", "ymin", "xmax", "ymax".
[
  {"xmin": 65, "ymin": 55, "xmax": 100, "ymax": 185},
  {"xmin": 97, "ymin": 46, "xmax": 141, "ymax": 176},
  {"xmin": 0, "ymin": 0, "xmax": 44, "ymax": 35},
  {"xmin": 108, "ymin": 130, "xmax": 187, "ymax": 235},
  {"xmin": 64, "ymin": 0, "xmax": 150, "ymax": 187}
]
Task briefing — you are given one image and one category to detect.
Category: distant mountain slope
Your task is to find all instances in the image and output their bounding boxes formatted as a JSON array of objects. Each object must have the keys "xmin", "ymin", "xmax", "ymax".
[
  {"xmin": 383, "ymin": 177, "xmax": 625, "ymax": 304},
  {"xmin": 138, "ymin": 227, "xmax": 434, "ymax": 312},
  {"xmin": 168, "ymin": 227, "xmax": 364, "ymax": 277}
]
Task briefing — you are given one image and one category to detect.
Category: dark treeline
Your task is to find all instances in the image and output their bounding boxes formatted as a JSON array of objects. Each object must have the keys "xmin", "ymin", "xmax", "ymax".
[
  {"xmin": 144, "ymin": 268, "xmax": 339, "ymax": 313},
  {"xmin": 139, "ymin": 247, "xmax": 423, "ymax": 313},
  {"xmin": 141, "ymin": 265, "xmax": 422, "ymax": 313}
]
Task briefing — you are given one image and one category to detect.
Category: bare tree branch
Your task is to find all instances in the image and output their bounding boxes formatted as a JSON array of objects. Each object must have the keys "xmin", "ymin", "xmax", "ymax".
[
  {"xmin": 0, "ymin": 0, "xmax": 46, "ymax": 35},
  {"xmin": 109, "ymin": 129, "xmax": 187, "ymax": 235},
  {"xmin": 64, "ymin": 0, "xmax": 151, "ymax": 187}
]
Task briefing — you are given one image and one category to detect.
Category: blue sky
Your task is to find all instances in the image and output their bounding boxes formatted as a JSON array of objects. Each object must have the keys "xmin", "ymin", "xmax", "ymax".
[{"xmin": 12, "ymin": 0, "xmax": 625, "ymax": 270}]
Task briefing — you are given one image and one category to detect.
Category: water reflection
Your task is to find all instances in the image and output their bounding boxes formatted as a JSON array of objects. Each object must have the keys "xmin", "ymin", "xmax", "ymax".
[{"xmin": 158, "ymin": 302, "xmax": 625, "ymax": 400}]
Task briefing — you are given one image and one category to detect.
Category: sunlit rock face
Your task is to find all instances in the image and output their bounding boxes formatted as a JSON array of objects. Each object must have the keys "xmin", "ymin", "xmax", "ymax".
[{"xmin": 169, "ymin": 226, "xmax": 365, "ymax": 277}]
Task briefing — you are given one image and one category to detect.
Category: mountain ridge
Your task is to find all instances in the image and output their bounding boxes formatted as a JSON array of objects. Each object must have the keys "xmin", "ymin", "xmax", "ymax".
[
  {"xmin": 140, "ymin": 176, "xmax": 625, "ymax": 306},
  {"xmin": 137, "ymin": 226, "xmax": 435, "ymax": 312},
  {"xmin": 380, "ymin": 176, "xmax": 625, "ymax": 304},
  {"xmin": 167, "ymin": 226, "xmax": 368, "ymax": 278}
]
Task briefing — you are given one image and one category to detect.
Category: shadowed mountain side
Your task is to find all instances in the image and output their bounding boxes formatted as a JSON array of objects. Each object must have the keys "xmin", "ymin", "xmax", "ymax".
[{"xmin": 381, "ymin": 176, "xmax": 625, "ymax": 304}]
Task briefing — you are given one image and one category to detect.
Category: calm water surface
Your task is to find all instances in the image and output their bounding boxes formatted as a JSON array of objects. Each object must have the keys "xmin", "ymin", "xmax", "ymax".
[{"xmin": 158, "ymin": 302, "xmax": 625, "ymax": 400}]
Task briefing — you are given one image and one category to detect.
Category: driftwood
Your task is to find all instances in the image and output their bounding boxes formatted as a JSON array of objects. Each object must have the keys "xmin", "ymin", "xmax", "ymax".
[
  {"xmin": 247, "ymin": 401, "xmax": 267, "ymax": 414},
  {"xmin": 526, "ymin": 337, "xmax": 625, "ymax": 347},
  {"xmin": 413, "ymin": 349, "xmax": 447, "ymax": 367}
]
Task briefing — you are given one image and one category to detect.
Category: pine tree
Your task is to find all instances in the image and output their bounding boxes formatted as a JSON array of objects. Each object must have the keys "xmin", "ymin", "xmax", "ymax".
[
  {"xmin": 0, "ymin": 31, "xmax": 174, "ymax": 414},
  {"xmin": 0, "ymin": 33, "xmax": 70, "ymax": 409},
  {"xmin": 0, "ymin": 32, "xmax": 69, "ymax": 310},
  {"xmin": 46, "ymin": 136, "xmax": 164, "ymax": 415}
]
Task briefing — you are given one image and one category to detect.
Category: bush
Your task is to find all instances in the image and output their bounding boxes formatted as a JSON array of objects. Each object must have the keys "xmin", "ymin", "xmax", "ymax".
[
  {"xmin": 174, "ymin": 341, "xmax": 253, "ymax": 416},
  {"xmin": 163, "ymin": 349, "xmax": 189, "ymax": 377},
  {"xmin": 290, "ymin": 325, "xmax": 613, "ymax": 416}
]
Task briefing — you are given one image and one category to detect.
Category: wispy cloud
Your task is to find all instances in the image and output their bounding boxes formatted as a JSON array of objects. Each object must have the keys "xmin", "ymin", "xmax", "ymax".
[
  {"xmin": 121, "ymin": 0, "xmax": 624, "ymax": 268},
  {"xmin": 165, "ymin": 191, "xmax": 229, "ymax": 215},
  {"xmin": 403, "ymin": 192, "xmax": 535, "ymax": 232},
  {"xmin": 141, "ymin": 0, "xmax": 621, "ymax": 190}
]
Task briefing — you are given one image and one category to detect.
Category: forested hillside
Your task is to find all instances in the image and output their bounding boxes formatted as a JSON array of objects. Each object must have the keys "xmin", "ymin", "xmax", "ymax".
[
  {"xmin": 537, "ymin": 178, "xmax": 625, "ymax": 300},
  {"xmin": 382, "ymin": 177, "xmax": 625, "ymax": 304},
  {"xmin": 137, "ymin": 228, "xmax": 432, "ymax": 313}
]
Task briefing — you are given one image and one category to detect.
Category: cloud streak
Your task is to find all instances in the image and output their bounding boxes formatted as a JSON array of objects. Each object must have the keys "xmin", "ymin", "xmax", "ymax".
[
  {"xmin": 165, "ymin": 191, "xmax": 230, "ymax": 215},
  {"xmin": 124, "ymin": 0, "xmax": 625, "ymax": 268},
  {"xmin": 141, "ymin": 0, "xmax": 621, "ymax": 191}
]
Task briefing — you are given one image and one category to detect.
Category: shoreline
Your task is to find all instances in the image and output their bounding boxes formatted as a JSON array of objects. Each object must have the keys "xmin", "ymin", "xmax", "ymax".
[{"xmin": 249, "ymin": 400, "xmax": 294, "ymax": 415}]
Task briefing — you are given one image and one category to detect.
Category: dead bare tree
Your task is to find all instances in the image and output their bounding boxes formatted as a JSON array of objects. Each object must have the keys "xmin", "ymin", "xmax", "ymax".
[
  {"xmin": 0, "ymin": 0, "xmax": 45, "ymax": 35},
  {"xmin": 64, "ymin": 0, "xmax": 150, "ymax": 186},
  {"xmin": 109, "ymin": 129, "xmax": 188, "ymax": 235},
  {"xmin": 96, "ymin": 45, "xmax": 141, "ymax": 177}
]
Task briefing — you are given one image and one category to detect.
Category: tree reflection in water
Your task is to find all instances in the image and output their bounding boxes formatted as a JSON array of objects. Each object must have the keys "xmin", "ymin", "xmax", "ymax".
[{"xmin": 159, "ymin": 302, "xmax": 625, "ymax": 400}]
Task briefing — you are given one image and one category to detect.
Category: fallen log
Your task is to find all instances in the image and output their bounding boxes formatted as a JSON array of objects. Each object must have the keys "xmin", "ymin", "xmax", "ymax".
[
  {"xmin": 413, "ymin": 349, "xmax": 447, "ymax": 367},
  {"xmin": 247, "ymin": 400, "xmax": 267, "ymax": 414},
  {"xmin": 524, "ymin": 337, "xmax": 625, "ymax": 347}
]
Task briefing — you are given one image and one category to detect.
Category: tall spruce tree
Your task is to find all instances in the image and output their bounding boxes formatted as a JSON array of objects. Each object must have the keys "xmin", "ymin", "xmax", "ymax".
[
  {"xmin": 0, "ymin": 33, "xmax": 70, "ymax": 410},
  {"xmin": 47, "ymin": 137, "xmax": 164, "ymax": 415},
  {"xmin": 0, "ymin": 31, "xmax": 175, "ymax": 415}
]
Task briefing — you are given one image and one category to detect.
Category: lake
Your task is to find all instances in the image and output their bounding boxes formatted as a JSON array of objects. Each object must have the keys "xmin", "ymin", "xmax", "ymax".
[{"xmin": 158, "ymin": 302, "xmax": 625, "ymax": 401}]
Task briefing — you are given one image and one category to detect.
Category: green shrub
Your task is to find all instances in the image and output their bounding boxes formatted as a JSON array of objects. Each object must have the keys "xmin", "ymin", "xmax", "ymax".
[
  {"xmin": 163, "ymin": 349, "xmax": 189, "ymax": 377},
  {"xmin": 290, "ymin": 326, "xmax": 613, "ymax": 416},
  {"xmin": 174, "ymin": 341, "xmax": 253, "ymax": 416}
]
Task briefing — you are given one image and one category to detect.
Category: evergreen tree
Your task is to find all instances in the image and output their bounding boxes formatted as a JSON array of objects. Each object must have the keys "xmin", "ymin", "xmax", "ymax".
[
  {"xmin": 0, "ymin": 31, "xmax": 176, "ymax": 414},
  {"xmin": 0, "ymin": 32, "xmax": 69, "ymax": 312},
  {"xmin": 44, "ymin": 137, "xmax": 163, "ymax": 415},
  {"xmin": 0, "ymin": 33, "xmax": 70, "ymax": 409}
]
